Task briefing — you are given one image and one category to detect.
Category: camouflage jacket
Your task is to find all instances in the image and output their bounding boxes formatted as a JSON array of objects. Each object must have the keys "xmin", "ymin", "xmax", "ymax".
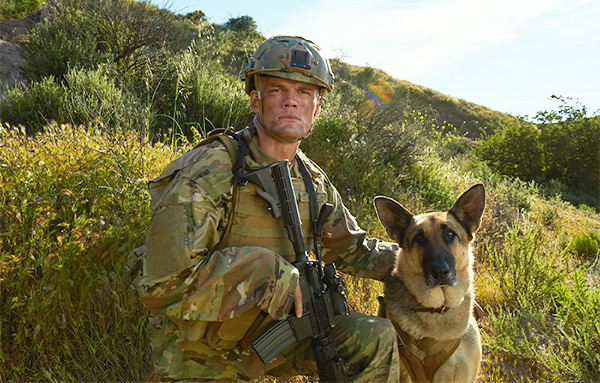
[{"xmin": 138, "ymin": 129, "xmax": 397, "ymax": 342}]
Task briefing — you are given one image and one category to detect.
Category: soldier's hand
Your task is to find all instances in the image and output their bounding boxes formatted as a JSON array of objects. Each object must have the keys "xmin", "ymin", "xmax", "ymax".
[{"xmin": 294, "ymin": 282, "xmax": 302, "ymax": 318}]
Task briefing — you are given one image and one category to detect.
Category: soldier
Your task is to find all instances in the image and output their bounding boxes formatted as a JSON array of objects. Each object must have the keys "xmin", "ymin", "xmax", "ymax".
[{"xmin": 137, "ymin": 35, "xmax": 401, "ymax": 381}]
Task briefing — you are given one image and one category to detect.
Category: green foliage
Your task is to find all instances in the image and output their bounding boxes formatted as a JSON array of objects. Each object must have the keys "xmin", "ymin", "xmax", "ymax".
[
  {"xmin": 0, "ymin": 0, "xmax": 43, "ymax": 20},
  {"xmin": 192, "ymin": 16, "xmax": 264, "ymax": 77},
  {"xmin": 62, "ymin": 67, "xmax": 150, "ymax": 132},
  {"xmin": 21, "ymin": 0, "xmax": 189, "ymax": 83},
  {"xmin": 477, "ymin": 97, "xmax": 599, "ymax": 209},
  {"xmin": 568, "ymin": 231, "xmax": 599, "ymax": 258},
  {"xmin": 0, "ymin": 124, "xmax": 181, "ymax": 381},
  {"xmin": 0, "ymin": 67, "xmax": 150, "ymax": 134},
  {"xmin": 483, "ymin": 265, "xmax": 600, "ymax": 382},
  {"xmin": 150, "ymin": 48, "xmax": 252, "ymax": 139},
  {"xmin": 21, "ymin": 6, "xmax": 111, "ymax": 82},
  {"xmin": 481, "ymin": 221, "xmax": 600, "ymax": 382},
  {"xmin": 0, "ymin": 76, "xmax": 63, "ymax": 131},
  {"xmin": 484, "ymin": 221, "xmax": 566, "ymax": 308},
  {"xmin": 477, "ymin": 119, "xmax": 543, "ymax": 181},
  {"xmin": 224, "ymin": 15, "xmax": 257, "ymax": 32}
]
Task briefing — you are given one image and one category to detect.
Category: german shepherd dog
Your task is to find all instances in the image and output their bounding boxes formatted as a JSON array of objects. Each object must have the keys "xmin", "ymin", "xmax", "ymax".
[{"xmin": 374, "ymin": 184, "xmax": 485, "ymax": 382}]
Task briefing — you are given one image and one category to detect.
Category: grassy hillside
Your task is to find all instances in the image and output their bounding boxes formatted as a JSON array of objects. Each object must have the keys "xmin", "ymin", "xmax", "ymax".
[
  {"xmin": 331, "ymin": 61, "xmax": 518, "ymax": 138},
  {"xmin": 1, "ymin": 1, "xmax": 599, "ymax": 382}
]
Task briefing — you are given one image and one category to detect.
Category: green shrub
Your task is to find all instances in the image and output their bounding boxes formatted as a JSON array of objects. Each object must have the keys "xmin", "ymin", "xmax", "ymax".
[
  {"xmin": 568, "ymin": 232, "xmax": 599, "ymax": 258},
  {"xmin": 151, "ymin": 49, "xmax": 252, "ymax": 139},
  {"xmin": 0, "ymin": 76, "xmax": 64, "ymax": 133},
  {"xmin": 549, "ymin": 267, "xmax": 600, "ymax": 381},
  {"xmin": 478, "ymin": 97, "xmax": 599, "ymax": 209},
  {"xmin": 21, "ymin": 6, "xmax": 111, "ymax": 82},
  {"xmin": 0, "ymin": 67, "xmax": 151, "ymax": 134},
  {"xmin": 21, "ymin": 0, "xmax": 189, "ymax": 84},
  {"xmin": 0, "ymin": 0, "xmax": 43, "ymax": 20},
  {"xmin": 62, "ymin": 67, "xmax": 151, "ymax": 133},
  {"xmin": 484, "ymin": 221, "xmax": 566, "ymax": 308},
  {"xmin": 0, "ymin": 123, "xmax": 180, "ymax": 381},
  {"xmin": 477, "ymin": 119, "xmax": 543, "ymax": 182}
]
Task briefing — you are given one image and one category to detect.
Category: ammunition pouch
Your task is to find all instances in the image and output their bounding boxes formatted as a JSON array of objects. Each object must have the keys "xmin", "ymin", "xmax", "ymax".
[{"xmin": 181, "ymin": 307, "xmax": 270, "ymax": 351}]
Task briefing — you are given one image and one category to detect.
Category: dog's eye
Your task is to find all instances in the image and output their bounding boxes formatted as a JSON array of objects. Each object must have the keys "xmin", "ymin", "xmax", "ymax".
[
  {"xmin": 413, "ymin": 233, "xmax": 426, "ymax": 246},
  {"xmin": 445, "ymin": 230, "xmax": 457, "ymax": 242}
]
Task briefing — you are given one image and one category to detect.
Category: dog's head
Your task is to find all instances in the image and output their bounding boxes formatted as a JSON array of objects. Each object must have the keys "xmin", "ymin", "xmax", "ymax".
[{"xmin": 374, "ymin": 184, "xmax": 485, "ymax": 292}]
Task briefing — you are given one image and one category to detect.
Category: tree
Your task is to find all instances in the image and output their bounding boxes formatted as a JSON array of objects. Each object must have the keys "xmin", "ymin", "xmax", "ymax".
[
  {"xmin": 224, "ymin": 15, "xmax": 257, "ymax": 32},
  {"xmin": 477, "ymin": 120, "xmax": 543, "ymax": 181},
  {"xmin": 478, "ymin": 96, "xmax": 599, "ymax": 208},
  {"xmin": 21, "ymin": 0, "xmax": 190, "ymax": 82}
]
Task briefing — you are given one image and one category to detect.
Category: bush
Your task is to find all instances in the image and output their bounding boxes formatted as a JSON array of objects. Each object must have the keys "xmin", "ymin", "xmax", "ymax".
[
  {"xmin": 0, "ymin": 76, "xmax": 64, "ymax": 132},
  {"xmin": 150, "ymin": 49, "xmax": 252, "ymax": 139},
  {"xmin": 0, "ymin": 0, "xmax": 43, "ymax": 20},
  {"xmin": 62, "ymin": 67, "xmax": 150, "ymax": 133},
  {"xmin": 484, "ymin": 221, "xmax": 566, "ymax": 308},
  {"xmin": 21, "ymin": 4, "xmax": 112, "ymax": 82},
  {"xmin": 478, "ymin": 97, "xmax": 599, "ymax": 210},
  {"xmin": 477, "ymin": 119, "xmax": 543, "ymax": 181},
  {"xmin": 21, "ymin": 0, "xmax": 189, "ymax": 84},
  {"xmin": 0, "ymin": 123, "xmax": 180, "ymax": 381},
  {"xmin": 568, "ymin": 232, "xmax": 599, "ymax": 258},
  {"xmin": 0, "ymin": 67, "xmax": 151, "ymax": 134}
]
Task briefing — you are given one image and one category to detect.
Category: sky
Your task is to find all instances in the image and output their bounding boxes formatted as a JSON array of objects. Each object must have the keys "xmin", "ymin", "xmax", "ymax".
[{"xmin": 154, "ymin": 0, "xmax": 600, "ymax": 118}]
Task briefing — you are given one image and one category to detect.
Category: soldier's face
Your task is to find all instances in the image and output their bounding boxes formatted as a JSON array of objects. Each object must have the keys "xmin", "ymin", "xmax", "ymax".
[{"xmin": 250, "ymin": 76, "xmax": 321, "ymax": 142}]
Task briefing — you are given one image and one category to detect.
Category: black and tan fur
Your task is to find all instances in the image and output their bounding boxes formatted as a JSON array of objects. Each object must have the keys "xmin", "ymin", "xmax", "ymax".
[{"xmin": 374, "ymin": 184, "xmax": 485, "ymax": 382}]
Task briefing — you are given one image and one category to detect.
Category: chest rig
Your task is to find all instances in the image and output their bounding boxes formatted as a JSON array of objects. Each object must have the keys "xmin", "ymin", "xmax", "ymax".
[
  {"xmin": 208, "ymin": 127, "xmax": 325, "ymax": 263},
  {"xmin": 120, "ymin": 127, "xmax": 326, "ymax": 292}
]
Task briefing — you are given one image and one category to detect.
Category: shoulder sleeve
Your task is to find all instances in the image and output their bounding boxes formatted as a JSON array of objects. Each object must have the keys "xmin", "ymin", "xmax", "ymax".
[
  {"xmin": 142, "ymin": 140, "xmax": 235, "ymax": 285},
  {"xmin": 319, "ymin": 174, "xmax": 398, "ymax": 281}
]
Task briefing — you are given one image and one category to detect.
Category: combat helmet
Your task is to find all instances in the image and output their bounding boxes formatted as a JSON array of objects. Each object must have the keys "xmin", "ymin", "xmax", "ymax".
[{"xmin": 244, "ymin": 35, "xmax": 334, "ymax": 95}]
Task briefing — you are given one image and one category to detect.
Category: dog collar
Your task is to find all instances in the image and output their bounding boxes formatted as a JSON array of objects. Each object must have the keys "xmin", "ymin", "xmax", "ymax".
[{"xmin": 411, "ymin": 306, "xmax": 449, "ymax": 314}]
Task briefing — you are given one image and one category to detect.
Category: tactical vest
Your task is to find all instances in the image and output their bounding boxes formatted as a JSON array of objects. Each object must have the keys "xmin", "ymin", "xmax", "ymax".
[
  {"xmin": 121, "ymin": 127, "xmax": 327, "ymax": 291},
  {"xmin": 208, "ymin": 127, "xmax": 328, "ymax": 263},
  {"xmin": 186, "ymin": 127, "xmax": 329, "ymax": 350},
  {"xmin": 395, "ymin": 325, "xmax": 461, "ymax": 382}
]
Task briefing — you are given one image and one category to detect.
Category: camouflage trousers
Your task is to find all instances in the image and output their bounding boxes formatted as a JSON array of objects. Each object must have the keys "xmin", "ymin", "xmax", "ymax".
[{"xmin": 148, "ymin": 311, "xmax": 400, "ymax": 382}]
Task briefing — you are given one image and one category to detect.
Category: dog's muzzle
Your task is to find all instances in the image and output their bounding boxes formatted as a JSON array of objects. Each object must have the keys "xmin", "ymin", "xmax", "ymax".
[{"xmin": 423, "ymin": 250, "xmax": 457, "ymax": 288}]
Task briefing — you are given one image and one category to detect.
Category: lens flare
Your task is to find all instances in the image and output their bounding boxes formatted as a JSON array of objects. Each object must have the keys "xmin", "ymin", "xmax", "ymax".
[{"xmin": 364, "ymin": 78, "xmax": 395, "ymax": 107}]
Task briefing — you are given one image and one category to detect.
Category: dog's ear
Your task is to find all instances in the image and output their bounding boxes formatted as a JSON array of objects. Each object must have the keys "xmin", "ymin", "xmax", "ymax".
[
  {"xmin": 449, "ymin": 184, "xmax": 485, "ymax": 236},
  {"xmin": 374, "ymin": 196, "xmax": 414, "ymax": 244}
]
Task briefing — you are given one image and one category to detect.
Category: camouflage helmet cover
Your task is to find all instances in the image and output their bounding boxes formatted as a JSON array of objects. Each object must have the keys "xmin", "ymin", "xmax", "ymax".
[{"xmin": 244, "ymin": 35, "xmax": 334, "ymax": 95}]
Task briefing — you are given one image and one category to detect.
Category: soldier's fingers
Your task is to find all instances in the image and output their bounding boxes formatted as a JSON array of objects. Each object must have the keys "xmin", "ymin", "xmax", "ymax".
[{"xmin": 294, "ymin": 283, "xmax": 303, "ymax": 318}]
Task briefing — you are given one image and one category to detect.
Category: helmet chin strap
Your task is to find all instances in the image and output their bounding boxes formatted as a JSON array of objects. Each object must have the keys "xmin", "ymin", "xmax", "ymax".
[{"xmin": 253, "ymin": 74, "xmax": 315, "ymax": 144}]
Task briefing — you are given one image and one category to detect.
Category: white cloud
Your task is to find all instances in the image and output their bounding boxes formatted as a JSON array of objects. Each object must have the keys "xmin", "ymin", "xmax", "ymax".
[{"xmin": 268, "ymin": 0, "xmax": 568, "ymax": 82}]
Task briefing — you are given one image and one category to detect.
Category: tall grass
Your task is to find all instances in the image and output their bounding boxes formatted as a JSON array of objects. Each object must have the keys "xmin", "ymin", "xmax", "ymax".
[
  {"xmin": 0, "ymin": 123, "xmax": 181, "ymax": 381},
  {"xmin": 476, "ymin": 217, "xmax": 600, "ymax": 382},
  {"xmin": 1, "ymin": 119, "xmax": 598, "ymax": 381}
]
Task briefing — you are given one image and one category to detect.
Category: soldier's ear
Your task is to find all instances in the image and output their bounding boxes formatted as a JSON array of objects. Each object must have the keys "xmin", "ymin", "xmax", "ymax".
[
  {"xmin": 250, "ymin": 90, "xmax": 260, "ymax": 113},
  {"xmin": 374, "ymin": 196, "xmax": 414, "ymax": 245},
  {"xmin": 449, "ymin": 184, "xmax": 485, "ymax": 236},
  {"xmin": 314, "ymin": 97, "xmax": 322, "ymax": 118}
]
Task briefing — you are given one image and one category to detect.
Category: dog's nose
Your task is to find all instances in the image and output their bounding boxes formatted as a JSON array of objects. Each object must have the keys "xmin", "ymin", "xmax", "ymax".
[
  {"xmin": 431, "ymin": 267, "xmax": 450, "ymax": 282},
  {"xmin": 426, "ymin": 261, "xmax": 457, "ymax": 287},
  {"xmin": 423, "ymin": 250, "xmax": 457, "ymax": 287}
]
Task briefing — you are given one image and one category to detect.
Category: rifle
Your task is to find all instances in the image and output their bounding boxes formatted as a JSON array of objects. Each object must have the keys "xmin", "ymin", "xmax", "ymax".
[{"xmin": 239, "ymin": 160, "xmax": 350, "ymax": 382}]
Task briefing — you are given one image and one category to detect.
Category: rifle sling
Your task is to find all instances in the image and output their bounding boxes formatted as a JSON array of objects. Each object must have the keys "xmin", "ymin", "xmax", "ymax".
[{"xmin": 296, "ymin": 159, "xmax": 320, "ymax": 261}]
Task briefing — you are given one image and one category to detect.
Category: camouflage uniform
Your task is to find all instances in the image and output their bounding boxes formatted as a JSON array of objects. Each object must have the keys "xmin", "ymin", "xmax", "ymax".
[{"xmin": 139, "ymin": 130, "xmax": 400, "ymax": 381}]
